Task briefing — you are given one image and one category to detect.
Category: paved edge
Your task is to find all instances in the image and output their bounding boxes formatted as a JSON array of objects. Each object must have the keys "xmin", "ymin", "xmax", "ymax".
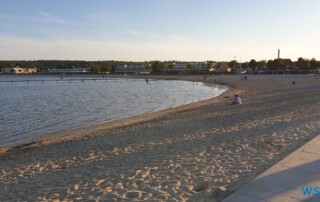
[{"xmin": 224, "ymin": 135, "xmax": 320, "ymax": 202}]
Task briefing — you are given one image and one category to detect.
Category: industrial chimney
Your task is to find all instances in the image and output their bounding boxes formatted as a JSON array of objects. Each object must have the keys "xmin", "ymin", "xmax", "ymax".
[{"xmin": 278, "ymin": 49, "xmax": 280, "ymax": 59}]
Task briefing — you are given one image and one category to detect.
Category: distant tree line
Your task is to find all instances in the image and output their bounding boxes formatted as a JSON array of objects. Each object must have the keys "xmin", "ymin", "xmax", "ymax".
[
  {"xmin": 1, "ymin": 57, "xmax": 319, "ymax": 74},
  {"xmin": 231, "ymin": 58, "xmax": 320, "ymax": 71}
]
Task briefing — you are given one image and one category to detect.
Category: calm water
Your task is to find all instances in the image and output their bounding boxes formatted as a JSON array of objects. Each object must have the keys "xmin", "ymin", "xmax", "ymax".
[{"xmin": 0, "ymin": 76, "xmax": 227, "ymax": 147}]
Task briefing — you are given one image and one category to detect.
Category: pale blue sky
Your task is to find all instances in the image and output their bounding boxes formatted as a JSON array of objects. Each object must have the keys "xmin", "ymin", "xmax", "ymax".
[{"xmin": 1, "ymin": 0, "xmax": 320, "ymax": 61}]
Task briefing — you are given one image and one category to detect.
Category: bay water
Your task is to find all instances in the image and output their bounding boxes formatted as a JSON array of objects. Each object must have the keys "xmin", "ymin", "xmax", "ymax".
[{"xmin": 0, "ymin": 76, "xmax": 227, "ymax": 147}]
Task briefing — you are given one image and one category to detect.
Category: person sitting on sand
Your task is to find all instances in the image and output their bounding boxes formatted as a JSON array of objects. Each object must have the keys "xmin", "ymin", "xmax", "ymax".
[{"xmin": 231, "ymin": 94, "xmax": 241, "ymax": 105}]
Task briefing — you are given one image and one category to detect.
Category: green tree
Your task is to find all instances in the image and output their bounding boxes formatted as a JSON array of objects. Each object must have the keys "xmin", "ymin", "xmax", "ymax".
[
  {"xmin": 167, "ymin": 63, "xmax": 176, "ymax": 69},
  {"xmin": 89, "ymin": 63, "xmax": 100, "ymax": 73},
  {"xmin": 146, "ymin": 64, "xmax": 152, "ymax": 71},
  {"xmin": 295, "ymin": 57, "xmax": 310, "ymax": 70},
  {"xmin": 267, "ymin": 60, "xmax": 273, "ymax": 69},
  {"xmin": 258, "ymin": 60, "xmax": 267, "ymax": 70},
  {"xmin": 273, "ymin": 59, "xmax": 285, "ymax": 70},
  {"xmin": 152, "ymin": 61, "xmax": 165, "ymax": 73},
  {"xmin": 310, "ymin": 58, "xmax": 320, "ymax": 69},
  {"xmin": 248, "ymin": 59, "xmax": 257, "ymax": 69},
  {"xmin": 228, "ymin": 60, "xmax": 237, "ymax": 72},
  {"xmin": 187, "ymin": 63, "xmax": 195, "ymax": 71},
  {"xmin": 100, "ymin": 65, "xmax": 111, "ymax": 73},
  {"xmin": 241, "ymin": 62, "xmax": 248, "ymax": 69}
]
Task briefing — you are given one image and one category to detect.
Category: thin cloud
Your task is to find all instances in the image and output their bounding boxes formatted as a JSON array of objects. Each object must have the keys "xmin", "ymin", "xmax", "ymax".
[
  {"xmin": 125, "ymin": 30, "xmax": 158, "ymax": 37},
  {"xmin": 38, "ymin": 12, "xmax": 65, "ymax": 24},
  {"xmin": 126, "ymin": 30, "xmax": 140, "ymax": 36},
  {"xmin": 0, "ymin": 14, "xmax": 41, "ymax": 23}
]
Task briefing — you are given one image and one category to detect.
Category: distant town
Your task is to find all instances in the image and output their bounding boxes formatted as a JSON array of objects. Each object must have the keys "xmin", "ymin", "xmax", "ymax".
[{"xmin": 1, "ymin": 56, "xmax": 320, "ymax": 75}]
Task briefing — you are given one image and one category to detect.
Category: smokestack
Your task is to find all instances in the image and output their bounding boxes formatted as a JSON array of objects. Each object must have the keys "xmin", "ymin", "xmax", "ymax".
[{"xmin": 278, "ymin": 49, "xmax": 280, "ymax": 59}]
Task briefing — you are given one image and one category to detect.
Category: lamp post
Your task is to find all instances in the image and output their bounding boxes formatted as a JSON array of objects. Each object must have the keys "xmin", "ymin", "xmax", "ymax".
[{"xmin": 234, "ymin": 56, "xmax": 236, "ymax": 74}]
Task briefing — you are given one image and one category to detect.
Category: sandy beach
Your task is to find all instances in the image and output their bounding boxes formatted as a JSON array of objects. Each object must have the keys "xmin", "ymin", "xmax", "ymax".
[{"xmin": 0, "ymin": 74, "xmax": 319, "ymax": 201}]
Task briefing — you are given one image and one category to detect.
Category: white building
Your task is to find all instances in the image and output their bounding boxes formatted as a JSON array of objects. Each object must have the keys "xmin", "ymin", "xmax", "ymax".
[
  {"xmin": 47, "ymin": 68, "xmax": 92, "ymax": 74},
  {"xmin": 195, "ymin": 62, "xmax": 208, "ymax": 70},
  {"xmin": 164, "ymin": 62, "xmax": 209, "ymax": 72},
  {"xmin": 1, "ymin": 67, "xmax": 12, "ymax": 74},
  {"xmin": 115, "ymin": 65, "xmax": 151, "ymax": 74},
  {"xmin": 175, "ymin": 64, "xmax": 188, "ymax": 70}
]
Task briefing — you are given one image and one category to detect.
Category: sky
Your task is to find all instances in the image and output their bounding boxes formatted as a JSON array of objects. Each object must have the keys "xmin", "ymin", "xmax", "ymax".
[{"xmin": 1, "ymin": 0, "xmax": 320, "ymax": 62}]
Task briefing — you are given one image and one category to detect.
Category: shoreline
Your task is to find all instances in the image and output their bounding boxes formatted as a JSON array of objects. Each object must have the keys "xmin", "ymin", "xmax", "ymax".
[
  {"xmin": 0, "ymin": 74, "xmax": 319, "ymax": 201},
  {"xmin": 1, "ymin": 75, "xmax": 235, "ymax": 152}
]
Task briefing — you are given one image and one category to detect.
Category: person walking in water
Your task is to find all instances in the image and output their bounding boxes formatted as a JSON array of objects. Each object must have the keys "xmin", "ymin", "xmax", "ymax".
[{"xmin": 231, "ymin": 94, "xmax": 241, "ymax": 105}]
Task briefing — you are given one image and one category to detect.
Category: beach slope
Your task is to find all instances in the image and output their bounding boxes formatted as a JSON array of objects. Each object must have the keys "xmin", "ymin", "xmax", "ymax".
[{"xmin": 0, "ymin": 75, "xmax": 319, "ymax": 201}]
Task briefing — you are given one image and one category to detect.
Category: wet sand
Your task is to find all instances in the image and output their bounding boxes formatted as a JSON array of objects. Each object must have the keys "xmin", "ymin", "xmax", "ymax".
[{"xmin": 0, "ymin": 74, "xmax": 319, "ymax": 201}]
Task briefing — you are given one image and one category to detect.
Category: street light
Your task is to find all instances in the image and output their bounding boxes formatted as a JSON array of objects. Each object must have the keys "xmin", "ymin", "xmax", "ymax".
[{"xmin": 234, "ymin": 56, "xmax": 236, "ymax": 74}]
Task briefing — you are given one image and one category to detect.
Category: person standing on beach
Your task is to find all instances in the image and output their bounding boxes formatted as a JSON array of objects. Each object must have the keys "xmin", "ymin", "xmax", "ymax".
[{"xmin": 231, "ymin": 94, "xmax": 241, "ymax": 105}]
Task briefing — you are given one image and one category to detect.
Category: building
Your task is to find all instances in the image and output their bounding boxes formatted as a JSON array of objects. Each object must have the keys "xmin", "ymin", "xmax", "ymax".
[
  {"xmin": 174, "ymin": 64, "xmax": 188, "ymax": 70},
  {"xmin": 1, "ymin": 67, "xmax": 13, "ymax": 74},
  {"xmin": 194, "ymin": 62, "xmax": 208, "ymax": 70},
  {"xmin": 47, "ymin": 68, "xmax": 92, "ymax": 74},
  {"xmin": 164, "ymin": 62, "xmax": 209, "ymax": 73},
  {"xmin": 114, "ymin": 65, "xmax": 151, "ymax": 74},
  {"xmin": 214, "ymin": 62, "xmax": 232, "ymax": 73},
  {"xmin": 1, "ymin": 67, "xmax": 37, "ymax": 74}
]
